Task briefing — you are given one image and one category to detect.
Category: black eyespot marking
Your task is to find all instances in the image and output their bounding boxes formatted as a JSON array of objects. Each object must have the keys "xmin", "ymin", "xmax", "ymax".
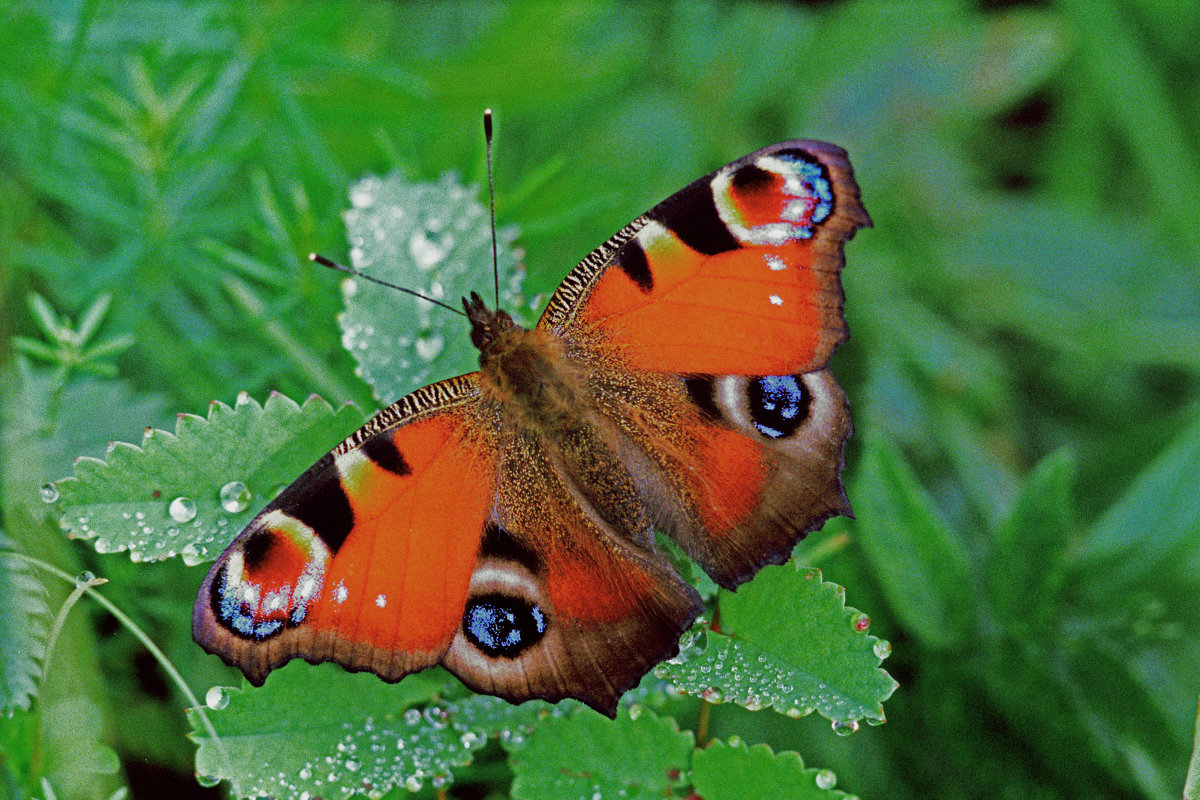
[
  {"xmin": 480, "ymin": 523, "xmax": 542, "ymax": 574},
  {"xmin": 684, "ymin": 375, "xmax": 720, "ymax": 421},
  {"xmin": 240, "ymin": 529, "xmax": 276, "ymax": 571},
  {"xmin": 463, "ymin": 594, "xmax": 548, "ymax": 658},
  {"xmin": 286, "ymin": 457, "xmax": 355, "ymax": 552},
  {"xmin": 748, "ymin": 375, "xmax": 811, "ymax": 439},
  {"xmin": 661, "ymin": 183, "xmax": 740, "ymax": 255},
  {"xmin": 361, "ymin": 434, "xmax": 411, "ymax": 475},
  {"xmin": 618, "ymin": 240, "xmax": 654, "ymax": 292},
  {"xmin": 730, "ymin": 163, "xmax": 774, "ymax": 193}
]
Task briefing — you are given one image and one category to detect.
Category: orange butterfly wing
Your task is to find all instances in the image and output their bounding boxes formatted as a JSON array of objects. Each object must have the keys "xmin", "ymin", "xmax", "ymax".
[
  {"xmin": 539, "ymin": 140, "xmax": 868, "ymax": 588},
  {"xmin": 541, "ymin": 140, "xmax": 869, "ymax": 376},
  {"xmin": 193, "ymin": 376, "xmax": 496, "ymax": 684}
]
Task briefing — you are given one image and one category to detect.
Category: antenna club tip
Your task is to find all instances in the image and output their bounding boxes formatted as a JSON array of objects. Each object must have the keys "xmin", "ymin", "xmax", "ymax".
[
  {"xmin": 483, "ymin": 109, "xmax": 493, "ymax": 138},
  {"xmin": 307, "ymin": 252, "xmax": 319, "ymax": 262}
]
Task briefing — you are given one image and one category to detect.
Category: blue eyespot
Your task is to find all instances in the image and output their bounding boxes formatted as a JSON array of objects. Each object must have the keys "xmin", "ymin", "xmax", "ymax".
[
  {"xmin": 464, "ymin": 595, "xmax": 548, "ymax": 658},
  {"xmin": 749, "ymin": 375, "xmax": 810, "ymax": 439}
]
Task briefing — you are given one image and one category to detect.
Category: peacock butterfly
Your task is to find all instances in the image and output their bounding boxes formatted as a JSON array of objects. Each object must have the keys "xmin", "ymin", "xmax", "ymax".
[{"xmin": 193, "ymin": 138, "xmax": 870, "ymax": 716}]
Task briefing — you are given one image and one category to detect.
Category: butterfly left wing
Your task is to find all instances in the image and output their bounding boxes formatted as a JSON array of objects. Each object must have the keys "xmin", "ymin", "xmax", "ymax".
[{"xmin": 193, "ymin": 376, "xmax": 497, "ymax": 684}]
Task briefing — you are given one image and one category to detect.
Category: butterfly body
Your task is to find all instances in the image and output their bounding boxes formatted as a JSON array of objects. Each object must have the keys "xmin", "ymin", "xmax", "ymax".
[{"xmin": 195, "ymin": 140, "xmax": 870, "ymax": 715}]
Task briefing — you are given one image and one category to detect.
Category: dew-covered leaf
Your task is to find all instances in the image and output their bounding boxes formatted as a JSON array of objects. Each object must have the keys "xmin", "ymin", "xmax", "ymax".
[
  {"xmin": 506, "ymin": 708, "xmax": 693, "ymax": 800},
  {"xmin": 338, "ymin": 171, "xmax": 527, "ymax": 403},
  {"xmin": 0, "ymin": 534, "xmax": 50, "ymax": 712},
  {"xmin": 691, "ymin": 738, "xmax": 854, "ymax": 800},
  {"xmin": 658, "ymin": 563, "xmax": 895, "ymax": 725},
  {"xmin": 190, "ymin": 662, "xmax": 557, "ymax": 799},
  {"xmin": 53, "ymin": 393, "xmax": 365, "ymax": 565}
]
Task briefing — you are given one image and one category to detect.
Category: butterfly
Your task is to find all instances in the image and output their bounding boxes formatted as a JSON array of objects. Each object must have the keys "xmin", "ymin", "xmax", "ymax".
[{"xmin": 193, "ymin": 140, "xmax": 870, "ymax": 717}]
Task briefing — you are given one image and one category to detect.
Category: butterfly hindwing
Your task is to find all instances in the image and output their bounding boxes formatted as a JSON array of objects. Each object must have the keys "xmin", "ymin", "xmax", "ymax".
[{"xmin": 442, "ymin": 431, "xmax": 702, "ymax": 716}]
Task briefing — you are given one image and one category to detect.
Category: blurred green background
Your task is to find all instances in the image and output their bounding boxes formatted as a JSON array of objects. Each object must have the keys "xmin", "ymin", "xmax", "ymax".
[{"xmin": 2, "ymin": 0, "xmax": 1199, "ymax": 798}]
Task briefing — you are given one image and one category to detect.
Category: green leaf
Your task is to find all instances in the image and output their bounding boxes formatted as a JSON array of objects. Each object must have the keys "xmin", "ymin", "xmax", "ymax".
[
  {"xmin": 1074, "ymin": 410, "xmax": 1200, "ymax": 577},
  {"xmin": 986, "ymin": 448, "xmax": 1075, "ymax": 630},
  {"xmin": 53, "ymin": 393, "xmax": 365, "ymax": 565},
  {"xmin": 506, "ymin": 708, "xmax": 693, "ymax": 800},
  {"xmin": 191, "ymin": 662, "xmax": 557, "ymax": 798},
  {"xmin": 691, "ymin": 739, "xmax": 854, "ymax": 800},
  {"xmin": 851, "ymin": 433, "xmax": 974, "ymax": 649},
  {"xmin": 338, "ymin": 171, "xmax": 527, "ymax": 403},
  {"xmin": 0, "ymin": 536, "xmax": 50, "ymax": 712},
  {"xmin": 658, "ymin": 563, "xmax": 895, "ymax": 725}
]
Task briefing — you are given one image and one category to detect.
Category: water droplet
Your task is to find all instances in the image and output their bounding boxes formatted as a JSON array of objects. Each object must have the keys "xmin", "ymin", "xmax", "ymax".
[
  {"xmin": 169, "ymin": 496, "xmax": 197, "ymax": 523},
  {"xmin": 219, "ymin": 481, "xmax": 252, "ymax": 513},
  {"xmin": 403, "ymin": 708, "xmax": 421, "ymax": 726},
  {"xmin": 205, "ymin": 686, "xmax": 231, "ymax": 710},
  {"xmin": 409, "ymin": 230, "xmax": 449, "ymax": 269},
  {"xmin": 39, "ymin": 483, "xmax": 60, "ymax": 503},
  {"xmin": 852, "ymin": 612, "xmax": 871, "ymax": 632},
  {"xmin": 873, "ymin": 640, "xmax": 892, "ymax": 660},
  {"xmin": 94, "ymin": 538, "xmax": 112, "ymax": 553},
  {"xmin": 181, "ymin": 543, "xmax": 205, "ymax": 567},
  {"xmin": 75, "ymin": 571, "xmax": 97, "ymax": 584},
  {"xmin": 404, "ymin": 775, "xmax": 423, "ymax": 792},
  {"xmin": 831, "ymin": 719, "xmax": 859, "ymax": 736},
  {"xmin": 815, "ymin": 769, "xmax": 837, "ymax": 790},
  {"xmin": 415, "ymin": 334, "xmax": 443, "ymax": 362},
  {"xmin": 195, "ymin": 773, "xmax": 221, "ymax": 788}
]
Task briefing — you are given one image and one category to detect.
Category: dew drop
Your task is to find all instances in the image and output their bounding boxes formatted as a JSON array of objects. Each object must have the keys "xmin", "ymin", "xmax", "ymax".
[
  {"xmin": 403, "ymin": 708, "xmax": 422, "ymax": 726},
  {"xmin": 873, "ymin": 640, "xmax": 892, "ymax": 660},
  {"xmin": 852, "ymin": 612, "xmax": 871, "ymax": 632},
  {"xmin": 195, "ymin": 773, "xmax": 220, "ymax": 788},
  {"xmin": 404, "ymin": 775, "xmax": 423, "ymax": 792},
  {"xmin": 169, "ymin": 497, "xmax": 197, "ymax": 523},
  {"xmin": 219, "ymin": 481, "xmax": 252, "ymax": 513},
  {"xmin": 94, "ymin": 538, "xmax": 112, "ymax": 554},
  {"xmin": 181, "ymin": 543, "xmax": 205, "ymax": 567},
  {"xmin": 831, "ymin": 719, "xmax": 859, "ymax": 736},
  {"xmin": 815, "ymin": 769, "xmax": 837, "ymax": 790},
  {"xmin": 205, "ymin": 686, "xmax": 231, "ymax": 710},
  {"xmin": 415, "ymin": 334, "xmax": 443, "ymax": 362},
  {"xmin": 39, "ymin": 483, "xmax": 60, "ymax": 503},
  {"xmin": 75, "ymin": 571, "xmax": 97, "ymax": 584}
]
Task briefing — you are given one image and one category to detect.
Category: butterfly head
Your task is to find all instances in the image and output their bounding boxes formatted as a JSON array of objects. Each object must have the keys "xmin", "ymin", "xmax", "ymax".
[{"xmin": 463, "ymin": 291, "xmax": 519, "ymax": 362}]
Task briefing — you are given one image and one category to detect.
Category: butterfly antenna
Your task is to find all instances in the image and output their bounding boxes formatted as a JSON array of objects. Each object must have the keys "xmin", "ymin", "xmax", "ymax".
[
  {"xmin": 309, "ymin": 253, "xmax": 465, "ymax": 316},
  {"xmin": 484, "ymin": 108, "xmax": 500, "ymax": 309}
]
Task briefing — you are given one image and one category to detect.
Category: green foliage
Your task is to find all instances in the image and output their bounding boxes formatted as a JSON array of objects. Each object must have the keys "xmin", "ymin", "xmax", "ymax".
[
  {"xmin": 55, "ymin": 393, "xmax": 365, "ymax": 564},
  {"xmin": 340, "ymin": 171, "xmax": 527, "ymax": 402},
  {"xmin": 506, "ymin": 709, "xmax": 694, "ymax": 800},
  {"xmin": 0, "ymin": 535, "xmax": 50, "ymax": 713},
  {"xmin": 691, "ymin": 738, "xmax": 851, "ymax": 800},
  {"xmin": 659, "ymin": 564, "xmax": 894, "ymax": 724},
  {"xmin": 191, "ymin": 663, "xmax": 557, "ymax": 797},
  {"xmin": 3, "ymin": 0, "xmax": 1200, "ymax": 799}
]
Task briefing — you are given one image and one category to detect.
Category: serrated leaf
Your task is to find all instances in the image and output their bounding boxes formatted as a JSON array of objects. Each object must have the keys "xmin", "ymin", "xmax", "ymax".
[
  {"xmin": 851, "ymin": 433, "xmax": 973, "ymax": 649},
  {"xmin": 53, "ymin": 393, "xmax": 365, "ymax": 564},
  {"xmin": 0, "ymin": 535, "xmax": 50, "ymax": 712},
  {"xmin": 338, "ymin": 170, "xmax": 528, "ymax": 403},
  {"xmin": 691, "ymin": 739, "xmax": 854, "ymax": 800},
  {"xmin": 658, "ymin": 563, "xmax": 895, "ymax": 725},
  {"xmin": 190, "ymin": 662, "xmax": 557, "ymax": 798},
  {"xmin": 506, "ymin": 708, "xmax": 693, "ymax": 800}
]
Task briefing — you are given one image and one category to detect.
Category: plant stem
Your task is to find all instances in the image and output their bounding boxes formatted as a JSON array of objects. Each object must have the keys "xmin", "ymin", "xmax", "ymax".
[{"xmin": 14, "ymin": 553, "xmax": 234, "ymax": 787}]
